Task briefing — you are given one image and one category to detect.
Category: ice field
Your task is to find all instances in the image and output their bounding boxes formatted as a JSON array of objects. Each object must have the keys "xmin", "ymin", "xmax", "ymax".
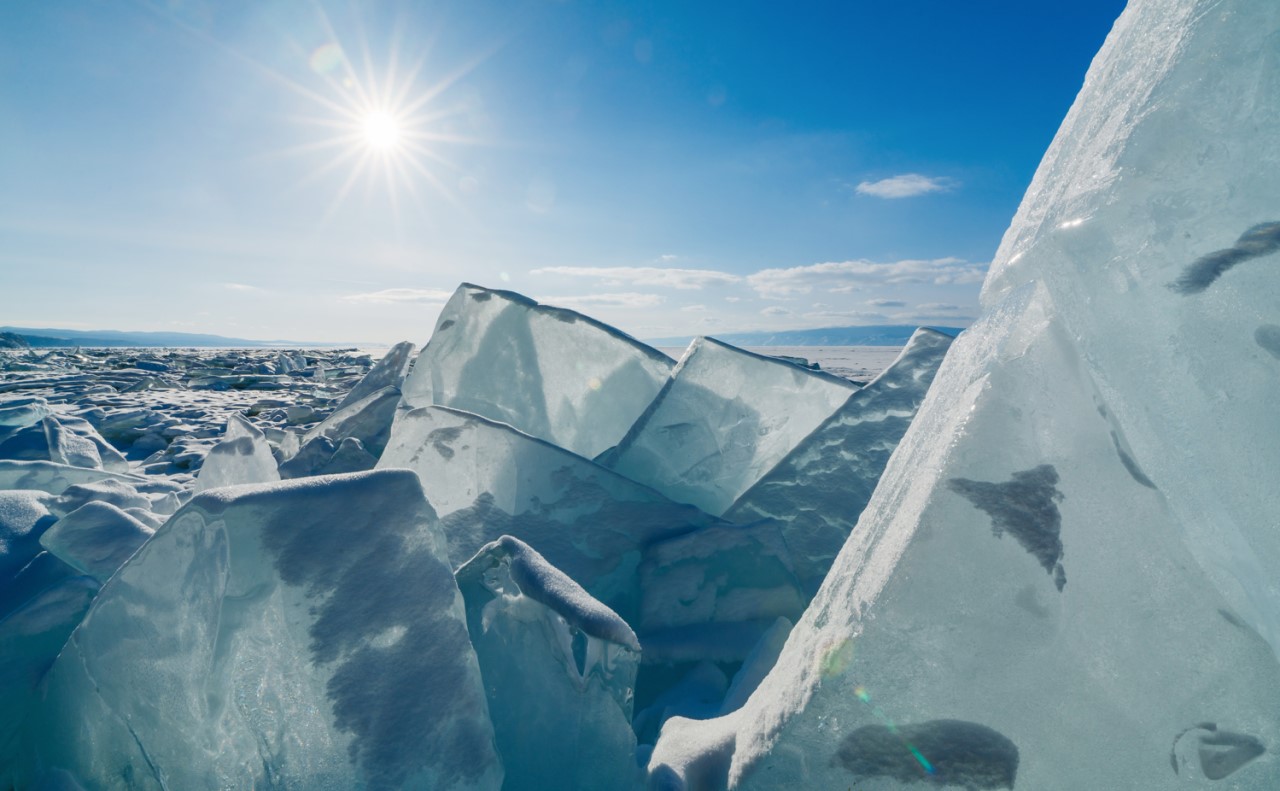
[{"xmin": 3, "ymin": 0, "xmax": 1280, "ymax": 787}]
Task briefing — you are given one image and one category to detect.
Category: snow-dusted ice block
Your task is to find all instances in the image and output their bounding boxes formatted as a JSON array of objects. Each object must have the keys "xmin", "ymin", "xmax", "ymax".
[
  {"xmin": 726, "ymin": 328, "xmax": 953, "ymax": 593},
  {"xmin": 457, "ymin": 536, "xmax": 641, "ymax": 791},
  {"xmin": 19, "ymin": 470, "xmax": 501, "ymax": 791},
  {"xmin": 399, "ymin": 283, "xmax": 674, "ymax": 460},
  {"xmin": 193, "ymin": 413, "xmax": 280, "ymax": 492},
  {"xmin": 39, "ymin": 501, "xmax": 154, "ymax": 583},
  {"xmin": 337, "ymin": 341, "xmax": 415, "ymax": 409},
  {"xmin": 0, "ymin": 415, "xmax": 127, "ymax": 473},
  {"xmin": 0, "ymin": 490, "xmax": 59, "ymax": 590},
  {"xmin": 0, "ymin": 460, "xmax": 146, "ymax": 495},
  {"xmin": 605, "ymin": 337, "xmax": 857, "ymax": 515},
  {"xmin": 380, "ymin": 405, "xmax": 718, "ymax": 620}
]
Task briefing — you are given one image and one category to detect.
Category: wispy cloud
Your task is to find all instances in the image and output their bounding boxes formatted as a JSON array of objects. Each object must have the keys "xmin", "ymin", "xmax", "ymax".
[
  {"xmin": 747, "ymin": 258, "xmax": 986, "ymax": 297},
  {"xmin": 760, "ymin": 306, "xmax": 791, "ymax": 316},
  {"xmin": 916, "ymin": 302, "xmax": 963, "ymax": 311},
  {"xmin": 531, "ymin": 265, "xmax": 740, "ymax": 289},
  {"xmin": 681, "ymin": 304, "xmax": 707, "ymax": 312},
  {"xmin": 855, "ymin": 173, "xmax": 956, "ymax": 199},
  {"xmin": 866, "ymin": 298, "xmax": 906, "ymax": 308},
  {"xmin": 539, "ymin": 292, "xmax": 663, "ymax": 308},
  {"xmin": 223, "ymin": 282, "xmax": 263, "ymax": 292},
  {"xmin": 804, "ymin": 309, "xmax": 890, "ymax": 323},
  {"xmin": 342, "ymin": 288, "xmax": 453, "ymax": 304}
]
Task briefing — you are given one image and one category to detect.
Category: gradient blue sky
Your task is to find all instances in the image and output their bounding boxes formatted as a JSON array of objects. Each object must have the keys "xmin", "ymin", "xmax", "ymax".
[{"xmin": 1, "ymin": 0, "xmax": 1128, "ymax": 344}]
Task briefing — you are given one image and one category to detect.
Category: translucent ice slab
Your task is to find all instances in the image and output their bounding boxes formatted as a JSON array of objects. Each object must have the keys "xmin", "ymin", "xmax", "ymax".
[
  {"xmin": 605, "ymin": 337, "xmax": 856, "ymax": 515},
  {"xmin": 650, "ymin": 2, "xmax": 1280, "ymax": 787},
  {"xmin": 17, "ymin": 470, "xmax": 501, "ymax": 790},
  {"xmin": 725, "ymin": 328, "xmax": 953, "ymax": 593},
  {"xmin": 379, "ymin": 405, "xmax": 718, "ymax": 620},
  {"xmin": 399, "ymin": 284, "xmax": 674, "ymax": 460}
]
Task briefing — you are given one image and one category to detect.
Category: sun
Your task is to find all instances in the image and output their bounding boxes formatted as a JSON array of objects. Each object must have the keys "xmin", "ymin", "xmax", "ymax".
[
  {"xmin": 361, "ymin": 111, "xmax": 402, "ymax": 151},
  {"xmin": 265, "ymin": 14, "xmax": 494, "ymax": 222}
]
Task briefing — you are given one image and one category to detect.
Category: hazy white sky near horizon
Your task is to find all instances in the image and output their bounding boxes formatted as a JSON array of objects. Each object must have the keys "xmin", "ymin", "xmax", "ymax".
[{"xmin": 0, "ymin": 1, "xmax": 1126, "ymax": 344}]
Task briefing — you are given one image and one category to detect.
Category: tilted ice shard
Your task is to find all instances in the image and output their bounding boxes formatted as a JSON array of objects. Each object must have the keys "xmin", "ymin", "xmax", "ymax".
[
  {"xmin": 604, "ymin": 337, "xmax": 856, "ymax": 516},
  {"xmin": 17, "ymin": 470, "xmax": 502, "ymax": 791},
  {"xmin": 399, "ymin": 283, "xmax": 674, "ymax": 460},
  {"xmin": 725, "ymin": 328, "xmax": 953, "ymax": 594},
  {"xmin": 304, "ymin": 385, "xmax": 401, "ymax": 459},
  {"xmin": 193, "ymin": 413, "xmax": 280, "ymax": 492},
  {"xmin": 379, "ymin": 405, "xmax": 718, "ymax": 621},
  {"xmin": 456, "ymin": 536, "xmax": 642, "ymax": 791},
  {"xmin": 650, "ymin": 3, "xmax": 1280, "ymax": 787},
  {"xmin": 337, "ymin": 341, "xmax": 415, "ymax": 410}
]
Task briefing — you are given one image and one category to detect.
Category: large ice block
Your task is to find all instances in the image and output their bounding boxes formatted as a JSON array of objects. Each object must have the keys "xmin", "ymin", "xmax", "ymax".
[
  {"xmin": 398, "ymin": 283, "xmax": 674, "ymax": 460},
  {"xmin": 456, "ymin": 536, "xmax": 641, "ymax": 791},
  {"xmin": 17, "ymin": 470, "xmax": 502, "ymax": 791},
  {"xmin": 379, "ymin": 405, "xmax": 718, "ymax": 620},
  {"xmin": 725, "ymin": 328, "xmax": 953, "ymax": 593},
  {"xmin": 605, "ymin": 337, "xmax": 857, "ymax": 515},
  {"xmin": 649, "ymin": 2, "xmax": 1280, "ymax": 787},
  {"xmin": 193, "ymin": 413, "xmax": 281, "ymax": 492}
]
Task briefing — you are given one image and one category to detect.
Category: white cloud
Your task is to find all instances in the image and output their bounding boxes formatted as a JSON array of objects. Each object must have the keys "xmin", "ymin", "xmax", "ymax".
[
  {"xmin": 760, "ymin": 306, "xmax": 791, "ymax": 316},
  {"xmin": 681, "ymin": 304, "xmax": 707, "ymax": 312},
  {"xmin": 223, "ymin": 282, "xmax": 263, "ymax": 292},
  {"xmin": 855, "ymin": 173, "xmax": 956, "ymax": 199},
  {"xmin": 539, "ymin": 292, "xmax": 663, "ymax": 308},
  {"xmin": 531, "ymin": 265, "xmax": 740, "ymax": 290},
  {"xmin": 342, "ymin": 288, "xmax": 453, "ymax": 304},
  {"xmin": 916, "ymin": 302, "xmax": 963, "ymax": 311},
  {"xmin": 866, "ymin": 298, "xmax": 906, "ymax": 308},
  {"xmin": 747, "ymin": 258, "xmax": 986, "ymax": 297},
  {"xmin": 804, "ymin": 309, "xmax": 890, "ymax": 323}
]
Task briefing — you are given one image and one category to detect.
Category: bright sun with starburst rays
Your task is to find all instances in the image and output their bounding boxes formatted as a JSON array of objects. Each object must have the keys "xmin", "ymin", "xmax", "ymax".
[{"xmin": 274, "ymin": 15, "xmax": 488, "ymax": 222}]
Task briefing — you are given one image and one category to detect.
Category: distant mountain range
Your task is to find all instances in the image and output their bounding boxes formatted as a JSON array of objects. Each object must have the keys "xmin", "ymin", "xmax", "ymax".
[
  {"xmin": 0, "ymin": 326, "xmax": 358, "ymax": 349},
  {"xmin": 647, "ymin": 324, "xmax": 964, "ymax": 347}
]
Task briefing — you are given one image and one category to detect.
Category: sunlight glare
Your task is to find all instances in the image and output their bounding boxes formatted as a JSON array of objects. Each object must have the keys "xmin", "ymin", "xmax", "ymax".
[{"xmin": 362, "ymin": 111, "xmax": 402, "ymax": 150}]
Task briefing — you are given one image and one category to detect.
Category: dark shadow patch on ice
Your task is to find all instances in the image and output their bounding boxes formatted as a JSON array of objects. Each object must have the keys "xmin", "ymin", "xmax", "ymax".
[
  {"xmin": 833, "ymin": 719, "xmax": 1018, "ymax": 789},
  {"xmin": 948, "ymin": 465, "xmax": 1066, "ymax": 591},
  {"xmin": 1171, "ymin": 723, "xmax": 1265, "ymax": 780},
  {"xmin": 436, "ymin": 319, "xmax": 456, "ymax": 331},
  {"xmin": 425, "ymin": 426, "xmax": 464, "ymax": 460},
  {"xmin": 1170, "ymin": 222, "xmax": 1280, "ymax": 294},
  {"xmin": 1110, "ymin": 431, "xmax": 1156, "ymax": 489},
  {"xmin": 257, "ymin": 476, "xmax": 491, "ymax": 789},
  {"xmin": 1255, "ymin": 324, "xmax": 1280, "ymax": 360}
]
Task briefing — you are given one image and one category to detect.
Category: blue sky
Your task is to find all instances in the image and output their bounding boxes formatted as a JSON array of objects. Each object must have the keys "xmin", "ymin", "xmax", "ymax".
[{"xmin": 0, "ymin": 0, "xmax": 1128, "ymax": 344}]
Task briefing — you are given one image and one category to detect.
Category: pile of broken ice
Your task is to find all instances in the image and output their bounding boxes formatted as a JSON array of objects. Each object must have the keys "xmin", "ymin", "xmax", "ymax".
[{"xmin": 3, "ymin": 0, "xmax": 1280, "ymax": 787}]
